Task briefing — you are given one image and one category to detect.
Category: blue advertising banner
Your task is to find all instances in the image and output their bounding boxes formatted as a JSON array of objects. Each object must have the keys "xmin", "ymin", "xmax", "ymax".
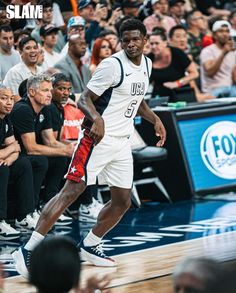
[{"xmin": 178, "ymin": 113, "xmax": 236, "ymax": 191}]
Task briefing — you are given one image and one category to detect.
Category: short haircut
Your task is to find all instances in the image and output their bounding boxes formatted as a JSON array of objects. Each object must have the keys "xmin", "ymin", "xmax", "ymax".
[
  {"xmin": 169, "ymin": 25, "xmax": 186, "ymax": 39},
  {"xmin": 38, "ymin": 0, "xmax": 53, "ymax": 8},
  {"xmin": 29, "ymin": 236, "xmax": 81, "ymax": 293},
  {"xmin": 27, "ymin": 73, "xmax": 52, "ymax": 92},
  {"xmin": 99, "ymin": 29, "xmax": 118, "ymax": 38},
  {"xmin": 18, "ymin": 36, "xmax": 37, "ymax": 51},
  {"xmin": 52, "ymin": 73, "xmax": 71, "ymax": 87},
  {"xmin": 150, "ymin": 26, "xmax": 167, "ymax": 41},
  {"xmin": 13, "ymin": 28, "xmax": 31, "ymax": 43},
  {"xmin": 185, "ymin": 9, "xmax": 199, "ymax": 23},
  {"xmin": 0, "ymin": 24, "xmax": 13, "ymax": 34},
  {"xmin": 119, "ymin": 18, "xmax": 147, "ymax": 38}
]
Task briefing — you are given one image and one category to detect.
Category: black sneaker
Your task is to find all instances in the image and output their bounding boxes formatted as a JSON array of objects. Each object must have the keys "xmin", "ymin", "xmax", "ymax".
[{"xmin": 80, "ymin": 241, "xmax": 116, "ymax": 267}]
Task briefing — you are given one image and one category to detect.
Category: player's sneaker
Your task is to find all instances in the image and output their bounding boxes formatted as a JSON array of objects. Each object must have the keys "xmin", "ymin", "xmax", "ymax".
[
  {"xmin": 0, "ymin": 220, "xmax": 20, "ymax": 240},
  {"xmin": 55, "ymin": 214, "xmax": 73, "ymax": 226},
  {"xmin": 80, "ymin": 241, "xmax": 116, "ymax": 267},
  {"xmin": 15, "ymin": 214, "xmax": 38, "ymax": 230},
  {"xmin": 12, "ymin": 246, "xmax": 31, "ymax": 278},
  {"xmin": 79, "ymin": 198, "xmax": 104, "ymax": 223}
]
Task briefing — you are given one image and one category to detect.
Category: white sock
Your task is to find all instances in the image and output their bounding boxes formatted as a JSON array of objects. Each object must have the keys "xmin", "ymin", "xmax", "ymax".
[
  {"xmin": 83, "ymin": 230, "xmax": 102, "ymax": 247},
  {"xmin": 24, "ymin": 231, "xmax": 44, "ymax": 251}
]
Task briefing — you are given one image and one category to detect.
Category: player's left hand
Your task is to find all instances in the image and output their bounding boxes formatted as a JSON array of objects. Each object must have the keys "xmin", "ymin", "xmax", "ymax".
[{"xmin": 154, "ymin": 118, "xmax": 166, "ymax": 147}]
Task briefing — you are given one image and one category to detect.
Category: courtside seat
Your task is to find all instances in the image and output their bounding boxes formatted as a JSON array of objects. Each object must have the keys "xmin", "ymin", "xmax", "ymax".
[{"xmin": 132, "ymin": 146, "xmax": 171, "ymax": 207}]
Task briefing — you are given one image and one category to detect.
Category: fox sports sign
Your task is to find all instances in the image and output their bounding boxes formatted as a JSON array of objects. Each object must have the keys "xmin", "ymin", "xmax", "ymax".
[{"xmin": 200, "ymin": 121, "xmax": 236, "ymax": 180}]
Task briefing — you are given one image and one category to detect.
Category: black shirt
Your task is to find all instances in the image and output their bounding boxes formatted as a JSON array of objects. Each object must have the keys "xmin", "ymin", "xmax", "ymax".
[
  {"xmin": 0, "ymin": 115, "xmax": 14, "ymax": 147},
  {"xmin": 47, "ymin": 102, "xmax": 64, "ymax": 141},
  {"xmin": 10, "ymin": 97, "xmax": 52, "ymax": 154},
  {"xmin": 194, "ymin": 0, "xmax": 226, "ymax": 15},
  {"xmin": 150, "ymin": 46, "xmax": 191, "ymax": 98}
]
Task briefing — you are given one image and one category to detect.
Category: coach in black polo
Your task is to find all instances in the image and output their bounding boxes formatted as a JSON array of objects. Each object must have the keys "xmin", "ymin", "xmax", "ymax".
[{"xmin": 11, "ymin": 74, "xmax": 74, "ymax": 207}]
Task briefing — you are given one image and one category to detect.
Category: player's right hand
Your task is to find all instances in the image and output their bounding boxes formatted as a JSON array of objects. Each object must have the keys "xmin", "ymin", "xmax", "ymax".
[{"xmin": 90, "ymin": 116, "xmax": 105, "ymax": 145}]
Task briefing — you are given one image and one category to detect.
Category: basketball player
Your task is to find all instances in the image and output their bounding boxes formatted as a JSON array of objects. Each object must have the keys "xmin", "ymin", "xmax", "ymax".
[{"xmin": 12, "ymin": 18, "xmax": 166, "ymax": 277}]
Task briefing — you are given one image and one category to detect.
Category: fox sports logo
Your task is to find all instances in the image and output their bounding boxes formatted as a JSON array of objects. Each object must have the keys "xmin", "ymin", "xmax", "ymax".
[{"xmin": 200, "ymin": 121, "xmax": 236, "ymax": 180}]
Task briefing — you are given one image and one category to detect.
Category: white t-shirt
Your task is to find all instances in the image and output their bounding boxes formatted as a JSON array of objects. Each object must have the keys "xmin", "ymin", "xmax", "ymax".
[
  {"xmin": 86, "ymin": 50, "xmax": 152, "ymax": 137},
  {"xmin": 3, "ymin": 61, "xmax": 43, "ymax": 95},
  {"xmin": 41, "ymin": 48, "xmax": 62, "ymax": 71},
  {"xmin": 200, "ymin": 43, "xmax": 236, "ymax": 93}
]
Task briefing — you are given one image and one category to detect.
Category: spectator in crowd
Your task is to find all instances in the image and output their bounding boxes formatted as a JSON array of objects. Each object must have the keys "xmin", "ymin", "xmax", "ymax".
[
  {"xmin": 0, "ymin": 85, "xmax": 38, "ymax": 240},
  {"xmin": 0, "ymin": 25, "xmax": 21, "ymax": 81},
  {"xmin": 176, "ymin": 257, "xmax": 236, "ymax": 293},
  {"xmin": 89, "ymin": 37, "xmax": 113, "ymax": 74},
  {"xmin": 0, "ymin": 6, "xmax": 11, "ymax": 26},
  {"xmin": 31, "ymin": 0, "xmax": 65, "ymax": 53},
  {"xmin": 99, "ymin": 29, "xmax": 120, "ymax": 52},
  {"xmin": 186, "ymin": 10, "xmax": 207, "ymax": 65},
  {"xmin": 169, "ymin": 25, "xmax": 214, "ymax": 101},
  {"xmin": 78, "ymin": 0, "xmax": 107, "ymax": 49},
  {"xmin": 39, "ymin": 24, "xmax": 61, "ymax": 71},
  {"xmin": 13, "ymin": 28, "xmax": 31, "ymax": 51},
  {"xmin": 10, "ymin": 74, "xmax": 74, "ymax": 221},
  {"xmin": 229, "ymin": 9, "xmax": 236, "ymax": 38},
  {"xmin": 149, "ymin": 27, "xmax": 198, "ymax": 101},
  {"xmin": 169, "ymin": 0, "xmax": 187, "ymax": 27},
  {"xmin": 200, "ymin": 20, "xmax": 236, "ymax": 97},
  {"xmin": 55, "ymin": 34, "xmax": 91, "ymax": 93},
  {"xmin": 29, "ymin": 236, "xmax": 111, "ymax": 293},
  {"xmin": 143, "ymin": 0, "xmax": 176, "ymax": 35},
  {"xmin": 60, "ymin": 15, "xmax": 89, "ymax": 63},
  {"xmin": 194, "ymin": 0, "xmax": 230, "ymax": 18},
  {"xmin": 121, "ymin": 0, "xmax": 141, "ymax": 18},
  {"xmin": 3, "ymin": 37, "xmax": 42, "ymax": 99}
]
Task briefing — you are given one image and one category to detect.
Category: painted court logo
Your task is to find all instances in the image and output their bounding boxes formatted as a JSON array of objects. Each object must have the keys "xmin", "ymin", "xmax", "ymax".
[
  {"xmin": 200, "ymin": 121, "xmax": 236, "ymax": 179},
  {"xmin": 6, "ymin": 4, "xmax": 43, "ymax": 19}
]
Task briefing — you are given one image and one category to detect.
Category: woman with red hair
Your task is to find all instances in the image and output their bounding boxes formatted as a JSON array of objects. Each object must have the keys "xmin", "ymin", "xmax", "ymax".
[{"xmin": 90, "ymin": 37, "xmax": 113, "ymax": 74}]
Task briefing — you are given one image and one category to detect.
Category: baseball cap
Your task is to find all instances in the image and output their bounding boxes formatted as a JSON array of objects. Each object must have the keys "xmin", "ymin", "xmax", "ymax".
[
  {"xmin": 151, "ymin": 0, "xmax": 159, "ymax": 5},
  {"xmin": 212, "ymin": 20, "xmax": 232, "ymax": 32},
  {"xmin": 78, "ymin": 0, "xmax": 92, "ymax": 10},
  {"xmin": 67, "ymin": 16, "xmax": 86, "ymax": 29},
  {"xmin": 122, "ymin": 0, "xmax": 141, "ymax": 8},
  {"xmin": 169, "ymin": 0, "xmax": 185, "ymax": 7},
  {"xmin": 39, "ymin": 24, "xmax": 59, "ymax": 36}
]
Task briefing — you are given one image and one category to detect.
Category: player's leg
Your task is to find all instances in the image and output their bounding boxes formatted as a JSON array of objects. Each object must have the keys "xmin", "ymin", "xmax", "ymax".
[{"xmin": 80, "ymin": 186, "xmax": 131, "ymax": 267}]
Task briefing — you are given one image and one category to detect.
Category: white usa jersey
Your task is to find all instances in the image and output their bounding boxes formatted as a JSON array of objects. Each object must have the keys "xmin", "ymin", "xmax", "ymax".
[{"xmin": 84, "ymin": 50, "xmax": 152, "ymax": 137}]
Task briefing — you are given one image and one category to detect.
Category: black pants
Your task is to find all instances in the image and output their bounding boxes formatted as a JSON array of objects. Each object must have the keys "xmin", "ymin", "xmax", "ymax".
[
  {"xmin": 41, "ymin": 156, "xmax": 68, "ymax": 203},
  {"xmin": 0, "ymin": 156, "xmax": 35, "ymax": 220},
  {"xmin": 23, "ymin": 155, "xmax": 48, "ymax": 207}
]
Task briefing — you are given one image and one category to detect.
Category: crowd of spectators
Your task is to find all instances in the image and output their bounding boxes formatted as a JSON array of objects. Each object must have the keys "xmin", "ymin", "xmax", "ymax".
[{"xmin": 0, "ymin": 0, "xmax": 236, "ymax": 241}]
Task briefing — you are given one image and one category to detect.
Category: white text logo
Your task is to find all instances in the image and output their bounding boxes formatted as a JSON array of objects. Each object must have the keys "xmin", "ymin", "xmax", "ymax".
[
  {"xmin": 6, "ymin": 5, "xmax": 43, "ymax": 19},
  {"xmin": 200, "ymin": 121, "xmax": 236, "ymax": 179}
]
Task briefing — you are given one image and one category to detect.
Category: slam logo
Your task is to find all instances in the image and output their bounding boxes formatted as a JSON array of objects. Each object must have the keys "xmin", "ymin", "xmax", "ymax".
[
  {"xmin": 6, "ymin": 4, "xmax": 43, "ymax": 19},
  {"xmin": 200, "ymin": 121, "xmax": 236, "ymax": 179}
]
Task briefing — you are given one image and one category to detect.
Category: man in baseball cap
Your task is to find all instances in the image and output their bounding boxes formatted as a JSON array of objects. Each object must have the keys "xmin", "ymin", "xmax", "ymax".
[
  {"xmin": 39, "ymin": 24, "xmax": 61, "ymax": 70},
  {"xmin": 212, "ymin": 20, "xmax": 232, "ymax": 32},
  {"xmin": 169, "ymin": 0, "xmax": 186, "ymax": 25}
]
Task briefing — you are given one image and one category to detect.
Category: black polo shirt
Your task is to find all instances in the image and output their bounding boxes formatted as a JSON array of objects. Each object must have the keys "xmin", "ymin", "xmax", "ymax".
[
  {"xmin": 0, "ymin": 115, "xmax": 14, "ymax": 147},
  {"xmin": 10, "ymin": 97, "xmax": 52, "ymax": 154},
  {"xmin": 47, "ymin": 101, "xmax": 64, "ymax": 141}
]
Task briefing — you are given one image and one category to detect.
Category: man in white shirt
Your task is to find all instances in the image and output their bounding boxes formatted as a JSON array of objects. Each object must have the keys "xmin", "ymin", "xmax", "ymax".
[
  {"xmin": 200, "ymin": 20, "xmax": 236, "ymax": 97},
  {"xmin": 40, "ymin": 24, "xmax": 61, "ymax": 71},
  {"xmin": 0, "ymin": 24, "xmax": 21, "ymax": 80},
  {"xmin": 3, "ymin": 37, "xmax": 42, "ymax": 99}
]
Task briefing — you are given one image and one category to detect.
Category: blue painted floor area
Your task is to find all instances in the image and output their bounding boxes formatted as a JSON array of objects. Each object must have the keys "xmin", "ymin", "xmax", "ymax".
[{"xmin": 2, "ymin": 198, "xmax": 236, "ymax": 277}]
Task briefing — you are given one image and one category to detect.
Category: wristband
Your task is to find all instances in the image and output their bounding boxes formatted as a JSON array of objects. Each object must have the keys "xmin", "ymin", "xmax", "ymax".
[{"xmin": 176, "ymin": 80, "xmax": 182, "ymax": 88}]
